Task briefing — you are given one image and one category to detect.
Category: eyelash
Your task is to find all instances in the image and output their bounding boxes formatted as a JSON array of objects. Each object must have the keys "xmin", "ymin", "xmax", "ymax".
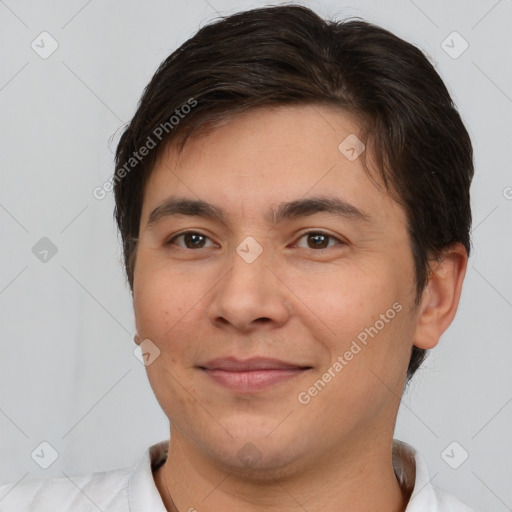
[{"xmin": 165, "ymin": 231, "xmax": 345, "ymax": 250}]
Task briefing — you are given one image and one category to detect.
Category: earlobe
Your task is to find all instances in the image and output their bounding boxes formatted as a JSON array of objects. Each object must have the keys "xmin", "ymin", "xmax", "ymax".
[{"xmin": 413, "ymin": 243, "xmax": 468, "ymax": 350}]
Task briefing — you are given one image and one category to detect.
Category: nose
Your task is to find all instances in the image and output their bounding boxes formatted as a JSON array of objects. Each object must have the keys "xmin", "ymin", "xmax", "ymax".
[{"xmin": 207, "ymin": 241, "xmax": 291, "ymax": 334}]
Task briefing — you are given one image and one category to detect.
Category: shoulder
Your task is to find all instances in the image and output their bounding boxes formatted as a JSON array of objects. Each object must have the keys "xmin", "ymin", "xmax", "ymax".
[
  {"xmin": 0, "ymin": 441, "xmax": 168, "ymax": 512},
  {"xmin": 0, "ymin": 467, "xmax": 131, "ymax": 512},
  {"xmin": 431, "ymin": 485, "xmax": 476, "ymax": 512},
  {"xmin": 393, "ymin": 440, "xmax": 477, "ymax": 512}
]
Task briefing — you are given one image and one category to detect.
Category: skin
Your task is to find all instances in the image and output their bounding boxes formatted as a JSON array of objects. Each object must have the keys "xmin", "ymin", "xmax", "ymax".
[{"xmin": 132, "ymin": 104, "xmax": 467, "ymax": 512}]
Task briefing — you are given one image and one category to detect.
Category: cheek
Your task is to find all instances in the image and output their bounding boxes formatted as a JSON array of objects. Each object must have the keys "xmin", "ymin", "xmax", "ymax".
[
  {"xmin": 134, "ymin": 270, "xmax": 200, "ymax": 421},
  {"xmin": 133, "ymin": 261, "xmax": 209, "ymax": 390},
  {"xmin": 133, "ymin": 256, "xmax": 191, "ymax": 341},
  {"xmin": 298, "ymin": 264, "xmax": 412, "ymax": 387},
  {"xmin": 133, "ymin": 282, "xmax": 170, "ymax": 340},
  {"xmin": 295, "ymin": 263, "xmax": 401, "ymax": 341},
  {"xmin": 298, "ymin": 307, "xmax": 412, "ymax": 436}
]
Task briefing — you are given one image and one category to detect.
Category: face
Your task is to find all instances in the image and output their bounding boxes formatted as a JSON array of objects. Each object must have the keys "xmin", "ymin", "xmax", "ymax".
[{"xmin": 133, "ymin": 104, "xmax": 420, "ymax": 474}]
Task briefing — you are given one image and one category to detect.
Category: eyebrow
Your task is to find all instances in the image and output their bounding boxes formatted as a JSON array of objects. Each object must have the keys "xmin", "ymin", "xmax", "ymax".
[{"xmin": 146, "ymin": 195, "xmax": 371, "ymax": 229}]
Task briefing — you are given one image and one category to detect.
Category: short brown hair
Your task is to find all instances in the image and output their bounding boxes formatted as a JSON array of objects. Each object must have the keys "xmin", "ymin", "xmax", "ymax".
[{"xmin": 114, "ymin": 5, "xmax": 474, "ymax": 381}]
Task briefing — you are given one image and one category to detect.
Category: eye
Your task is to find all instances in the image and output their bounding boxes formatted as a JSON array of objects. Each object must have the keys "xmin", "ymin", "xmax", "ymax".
[
  {"xmin": 293, "ymin": 231, "xmax": 344, "ymax": 250},
  {"xmin": 166, "ymin": 231, "xmax": 216, "ymax": 249},
  {"xmin": 166, "ymin": 230, "xmax": 345, "ymax": 251}
]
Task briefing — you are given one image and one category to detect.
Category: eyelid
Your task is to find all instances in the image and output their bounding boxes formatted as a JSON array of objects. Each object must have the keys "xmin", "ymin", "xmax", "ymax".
[
  {"xmin": 165, "ymin": 230, "xmax": 217, "ymax": 248},
  {"xmin": 291, "ymin": 230, "xmax": 346, "ymax": 249}
]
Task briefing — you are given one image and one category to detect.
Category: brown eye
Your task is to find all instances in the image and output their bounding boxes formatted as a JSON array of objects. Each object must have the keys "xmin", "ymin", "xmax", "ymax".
[
  {"xmin": 167, "ymin": 232, "xmax": 214, "ymax": 249},
  {"xmin": 295, "ymin": 232, "xmax": 343, "ymax": 250}
]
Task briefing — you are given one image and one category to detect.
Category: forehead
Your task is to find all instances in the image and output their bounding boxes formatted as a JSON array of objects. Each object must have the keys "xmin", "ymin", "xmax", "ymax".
[{"xmin": 140, "ymin": 104, "xmax": 404, "ymax": 230}]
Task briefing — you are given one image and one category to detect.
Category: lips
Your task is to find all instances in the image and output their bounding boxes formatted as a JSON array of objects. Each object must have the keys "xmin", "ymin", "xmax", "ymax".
[
  {"xmin": 200, "ymin": 357, "xmax": 311, "ymax": 371},
  {"xmin": 199, "ymin": 357, "xmax": 312, "ymax": 392}
]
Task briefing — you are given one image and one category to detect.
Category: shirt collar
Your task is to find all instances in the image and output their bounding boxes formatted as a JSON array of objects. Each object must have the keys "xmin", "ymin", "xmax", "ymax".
[
  {"xmin": 393, "ymin": 439, "xmax": 443, "ymax": 511},
  {"xmin": 128, "ymin": 440, "xmax": 168, "ymax": 512}
]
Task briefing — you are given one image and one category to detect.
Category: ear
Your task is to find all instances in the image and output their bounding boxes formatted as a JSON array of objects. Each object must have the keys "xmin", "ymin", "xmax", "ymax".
[{"xmin": 413, "ymin": 243, "xmax": 468, "ymax": 350}]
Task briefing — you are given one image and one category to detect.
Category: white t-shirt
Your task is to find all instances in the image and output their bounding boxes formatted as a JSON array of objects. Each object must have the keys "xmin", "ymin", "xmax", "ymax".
[{"xmin": 0, "ymin": 440, "xmax": 475, "ymax": 511}]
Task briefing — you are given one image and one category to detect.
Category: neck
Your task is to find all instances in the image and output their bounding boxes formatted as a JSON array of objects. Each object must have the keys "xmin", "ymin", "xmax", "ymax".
[{"xmin": 153, "ymin": 430, "xmax": 410, "ymax": 512}]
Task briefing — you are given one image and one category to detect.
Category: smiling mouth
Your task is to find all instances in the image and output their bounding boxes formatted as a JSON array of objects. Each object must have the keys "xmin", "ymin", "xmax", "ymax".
[
  {"xmin": 198, "ymin": 357, "xmax": 312, "ymax": 392},
  {"xmin": 201, "ymin": 367, "xmax": 311, "ymax": 391}
]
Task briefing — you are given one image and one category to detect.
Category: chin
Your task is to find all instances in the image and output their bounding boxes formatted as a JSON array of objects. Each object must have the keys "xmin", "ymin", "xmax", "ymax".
[
  {"xmin": 196, "ymin": 419, "xmax": 308, "ymax": 469},
  {"xmin": 207, "ymin": 436, "xmax": 309, "ymax": 479}
]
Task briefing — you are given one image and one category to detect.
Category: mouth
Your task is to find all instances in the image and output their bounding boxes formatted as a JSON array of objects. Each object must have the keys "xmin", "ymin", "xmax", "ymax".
[{"xmin": 198, "ymin": 357, "xmax": 312, "ymax": 392}]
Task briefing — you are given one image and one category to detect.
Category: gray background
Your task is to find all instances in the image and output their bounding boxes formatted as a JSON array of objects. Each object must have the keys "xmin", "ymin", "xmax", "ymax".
[{"xmin": 0, "ymin": 0, "xmax": 511, "ymax": 510}]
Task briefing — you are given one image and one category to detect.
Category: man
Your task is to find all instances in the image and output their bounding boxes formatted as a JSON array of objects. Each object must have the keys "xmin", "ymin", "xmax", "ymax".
[{"xmin": 0, "ymin": 4, "xmax": 475, "ymax": 511}]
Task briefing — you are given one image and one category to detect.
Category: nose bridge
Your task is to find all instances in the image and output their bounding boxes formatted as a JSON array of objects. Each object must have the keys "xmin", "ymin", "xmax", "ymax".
[
  {"xmin": 208, "ymin": 236, "xmax": 289, "ymax": 330},
  {"xmin": 224, "ymin": 236, "xmax": 272, "ymax": 302}
]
